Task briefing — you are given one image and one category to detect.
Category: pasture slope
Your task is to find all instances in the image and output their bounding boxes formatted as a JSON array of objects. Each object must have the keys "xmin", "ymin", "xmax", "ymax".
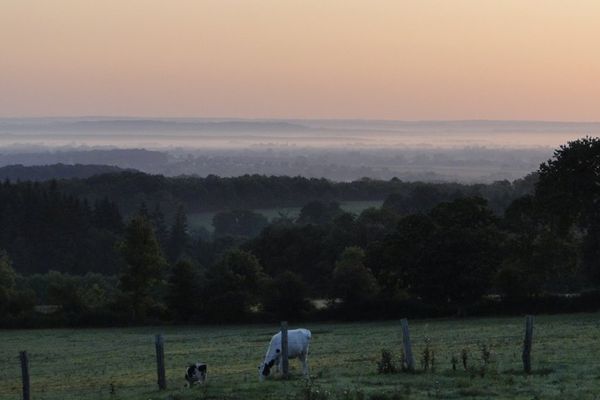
[{"xmin": 1, "ymin": 313, "xmax": 600, "ymax": 400}]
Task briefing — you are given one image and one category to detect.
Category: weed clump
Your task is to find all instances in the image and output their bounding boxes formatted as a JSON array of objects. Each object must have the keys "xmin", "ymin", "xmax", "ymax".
[
  {"xmin": 369, "ymin": 393, "xmax": 406, "ymax": 400},
  {"xmin": 377, "ymin": 349, "xmax": 397, "ymax": 374},
  {"xmin": 451, "ymin": 355, "xmax": 458, "ymax": 371},
  {"xmin": 421, "ymin": 339, "xmax": 435, "ymax": 371},
  {"xmin": 481, "ymin": 344, "xmax": 491, "ymax": 366},
  {"xmin": 297, "ymin": 380, "xmax": 332, "ymax": 400},
  {"xmin": 478, "ymin": 343, "xmax": 494, "ymax": 377},
  {"xmin": 399, "ymin": 349, "xmax": 407, "ymax": 371},
  {"xmin": 461, "ymin": 348, "xmax": 469, "ymax": 370},
  {"xmin": 339, "ymin": 388, "xmax": 366, "ymax": 400}
]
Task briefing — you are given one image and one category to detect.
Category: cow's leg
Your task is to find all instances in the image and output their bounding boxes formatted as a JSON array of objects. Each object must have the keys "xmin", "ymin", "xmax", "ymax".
[
  {"xmin": 299, "ymin": 352, "xmax": 309, "ymax": 377},
  {"xmin": 303, "ymin": 343, "xmax": 310, "ymax": 377}
]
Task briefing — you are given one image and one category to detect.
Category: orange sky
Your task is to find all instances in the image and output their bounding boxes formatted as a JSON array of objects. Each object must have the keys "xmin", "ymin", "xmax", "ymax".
[{"xmin": 1, "ymin": 0, "xmax": 599, "ymax": 120}]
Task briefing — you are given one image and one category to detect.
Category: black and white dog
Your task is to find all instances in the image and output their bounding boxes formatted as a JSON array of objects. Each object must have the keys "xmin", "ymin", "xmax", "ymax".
[{"xmin": 185, "ymin": 363, "xmax": 207, "ymax": 386}]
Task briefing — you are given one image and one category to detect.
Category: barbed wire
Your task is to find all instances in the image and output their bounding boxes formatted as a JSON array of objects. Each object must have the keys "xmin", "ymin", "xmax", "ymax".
[
  {"xmin": 0, "ymin": 368, "xmax": 19, "ymax": 376},
  {"xmin": 27, "ymin": 347, "xmax": 147, "ymax": 360},
  {"xmin": 32, "ymin": 380, "xmax": 149, "ymax": 392},
  {"xmin": 0, "ymin": 355, "xmax": 20, "ymax": 365},
  {"xmin": 29, "ymin": 355, "xmax": 155, "ymax": 370}
]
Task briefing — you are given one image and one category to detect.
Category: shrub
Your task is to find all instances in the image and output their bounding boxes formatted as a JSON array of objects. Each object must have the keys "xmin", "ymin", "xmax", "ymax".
[
  {"xmin": 297, "ymin": 380, "xmax": 332, "ymax": 400},
  {"xmin": 451, "ymin": 355, "xmax": 458, "ymax": 371},
  {"xmin": 461, "ymin": 348, "xmax": 469, "ymax": 370},
  {"xmin": 421, "ymin": 339, "xmax": 435, "ymax": 371},
  {"xmin": 377, "ymin": 349, "xmax": 397, "ymax": 374}
]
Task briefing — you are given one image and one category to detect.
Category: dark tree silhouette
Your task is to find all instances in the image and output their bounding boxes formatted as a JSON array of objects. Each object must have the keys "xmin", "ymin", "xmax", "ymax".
[
  {"xmin": 167, "ymin": 205, "xmax": 189, "ymax": 262},
  {"xmin": 119, "ymin": 215, "xmax": 167, "ymax": 320},
  {"xmin": 166, "ymin": 260, "xmax": 202, "ymax": 321}
]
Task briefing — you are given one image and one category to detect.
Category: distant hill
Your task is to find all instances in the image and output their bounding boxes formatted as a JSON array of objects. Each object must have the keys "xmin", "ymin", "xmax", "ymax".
[
  {"xmin": 0, "ymin": 149, "xmax": 168, "ymax": 171},
  {"xmin": 66, "ymin": 119, "xmax": 309, "ymax": 133},
  {"xmin": 0, "ymin": 118, "xmax": 310, "ymax": 133},
  {"xmin": 2, "ymin": 117, "xmax": 599, "ymax": 135},
  {"xmin": 0, "ymin": 164, "xmax": 128, "ymax": 181}
]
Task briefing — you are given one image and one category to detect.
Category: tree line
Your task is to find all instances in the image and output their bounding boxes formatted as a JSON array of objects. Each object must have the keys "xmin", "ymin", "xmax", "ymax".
[
  {"xmin": 1, "ymin": 137, "xmax": 599, "ymax": 327},
  {"xmin": 59, "ymin": 170, "xmax": 535, "ymax": 216}
]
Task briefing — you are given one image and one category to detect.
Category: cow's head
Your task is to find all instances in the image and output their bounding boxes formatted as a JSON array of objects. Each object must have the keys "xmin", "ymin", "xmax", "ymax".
[{"xmin": 258, "ymin": 359, "xmax": 275, "ymax": 381}]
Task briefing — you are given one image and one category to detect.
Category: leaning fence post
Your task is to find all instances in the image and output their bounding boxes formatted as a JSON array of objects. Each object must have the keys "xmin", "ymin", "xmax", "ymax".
[
  {"xmin": 280, "ymin": 321, "xmax": 289, "ymax": 378},
  {"xmin": 20, "ymin": 351, "xmax": 30, "ymax": 400},
  {"xmin": 522, "ymin": 315, "xmax": 534, "ymax": 374},
  {"xmin": 155, "ymin": 334, "xmax": 166, "ymax": 390},
  {"xmin": 400, "ymin": 318, "xmax": 415, "ymax": 371}
]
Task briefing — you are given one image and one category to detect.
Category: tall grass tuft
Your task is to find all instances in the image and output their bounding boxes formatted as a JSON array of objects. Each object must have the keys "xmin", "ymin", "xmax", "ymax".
[
  {"xmin": 297, "ymin": 380, "xmax": 332, "ymax": 400},
  {"xmin": 377, "ymin": 349, "xmax": 397, "ymax": 374},
  {"xmin": 421, "ymin": 338, "xmax": 435, "ymax": 371},
  {"xmin": 461, "ymin": 348, "xmax": 469, "ymax": 371}
]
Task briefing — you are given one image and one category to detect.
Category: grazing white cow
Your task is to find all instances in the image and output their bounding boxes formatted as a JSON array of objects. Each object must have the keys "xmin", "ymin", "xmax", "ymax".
[{"xmin": 258, "ymin": 328, "xmax": 311, "ymax": 381}]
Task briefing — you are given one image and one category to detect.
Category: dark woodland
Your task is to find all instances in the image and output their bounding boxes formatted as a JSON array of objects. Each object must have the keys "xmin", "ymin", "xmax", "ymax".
[{"xmin": 1, "ymin": 138, "xmax": 599, "ymax": 327}]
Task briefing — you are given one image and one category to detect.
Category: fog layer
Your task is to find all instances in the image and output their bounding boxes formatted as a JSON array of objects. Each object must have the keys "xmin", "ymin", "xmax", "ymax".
[{"xmin": 0, "ymin": 118, "xmax": 597, "ymax": 182}]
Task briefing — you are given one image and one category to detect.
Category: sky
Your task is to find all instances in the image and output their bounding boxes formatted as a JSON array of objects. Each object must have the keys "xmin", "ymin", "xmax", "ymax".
[{"xmin": 1, "ymin": 0, "xmax": 599, "ymax": 120}]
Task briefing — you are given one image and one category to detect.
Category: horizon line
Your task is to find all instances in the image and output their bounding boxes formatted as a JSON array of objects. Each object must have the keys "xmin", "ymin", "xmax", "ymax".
[{"xmin": 2, "ymin": 116, "xmax": 600, "ymax": 124}]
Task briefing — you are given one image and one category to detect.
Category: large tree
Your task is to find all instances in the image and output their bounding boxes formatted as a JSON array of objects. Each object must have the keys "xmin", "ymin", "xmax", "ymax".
[
  {"xmin": 203, "ymin": 249, "xmax": 267, "ymax": 321},
  {"xmin": 119, "ymin": 215, "xmax": 167, "ymax": 320},
  {"xmin": 415, "ymin": 197, "xmax": 503, "ymax": 307},
  {"xmin": 498, "ymin": 195, "xmax": 579, "ymax": 297},
  {"xmin": 166, "ymin": 260, "xmax": 202, "ymax": 321},
  {"xmin": 0, "ymin": 251, "xmax": 35, "ymax": 319},
  {"xmin": 261, "ymin": 271, "xmax": 312, "ymax": 321},
  {"xmin": 246, "ymin": 224, "xmax": 332, "ymax": 294},
  {"xmin": 376, "ymin": 197, "xmax": 503, "ymax": 310},
  {"xmin": 535, "ymin": 136, "xmax": 600, "ymax": 283},
  {"xmin": 536, "ymin": 136, "xmax": 600, "ymax": 232},
  {"xmin": 167, "ymin": 205, "xmax": 189, "ymax": 262},
  {"xmin": 0, "ymin": 251, "xmax": 17, "ymax": 317},
  {"xmin": 332, "ymin": 247, "xmax": 379, "ymax": 309}
]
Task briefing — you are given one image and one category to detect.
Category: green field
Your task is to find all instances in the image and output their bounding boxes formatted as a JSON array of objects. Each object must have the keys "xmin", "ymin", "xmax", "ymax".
[
  {"xmin": 1, "ymin": 313, "xmax": 600, "ymax": 400},
  {"xmin": 187, "ymin": 200, "xmax": 383, "ymax": 232}
]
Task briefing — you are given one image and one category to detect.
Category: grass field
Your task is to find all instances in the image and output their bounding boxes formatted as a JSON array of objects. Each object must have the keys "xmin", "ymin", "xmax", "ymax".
[
  {"xmin": 1, "ymin": 313, "xmax": 600, "ymax": 400},
  {"xmin": 187, "ymin": 200, "xmax": 383, "ymax": 232}
]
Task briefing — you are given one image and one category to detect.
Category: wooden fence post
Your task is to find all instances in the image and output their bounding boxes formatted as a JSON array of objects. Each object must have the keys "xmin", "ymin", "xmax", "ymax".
[
  {"xmin": 522, "ymin": 315, "xmax": 534, "ymax": 374},
  {"xmin": 20, "ymin": 351, "xmax": 30, "ymax": 400},
  {"xmin": 400, "ymin": 318, "xmax": 415, "ymax": 371},
  {"xmin": 155, "ymin": 334, "xmax": 166, "ymax": 390},
  {"xmin": 280, "ymin": 321, "xmax": 289, "ymax": 378}
]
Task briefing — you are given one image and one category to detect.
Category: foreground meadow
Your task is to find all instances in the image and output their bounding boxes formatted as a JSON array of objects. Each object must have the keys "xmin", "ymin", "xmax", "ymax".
[{"xmin": 1, "ymin": 313, "xmax": 600, "ymax": 400}]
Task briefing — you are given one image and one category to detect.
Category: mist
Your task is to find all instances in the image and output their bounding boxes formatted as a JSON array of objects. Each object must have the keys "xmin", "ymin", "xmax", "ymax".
[{"xmin": 1, "ymin": 118, "xmax": 598, "ymax": 182}]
